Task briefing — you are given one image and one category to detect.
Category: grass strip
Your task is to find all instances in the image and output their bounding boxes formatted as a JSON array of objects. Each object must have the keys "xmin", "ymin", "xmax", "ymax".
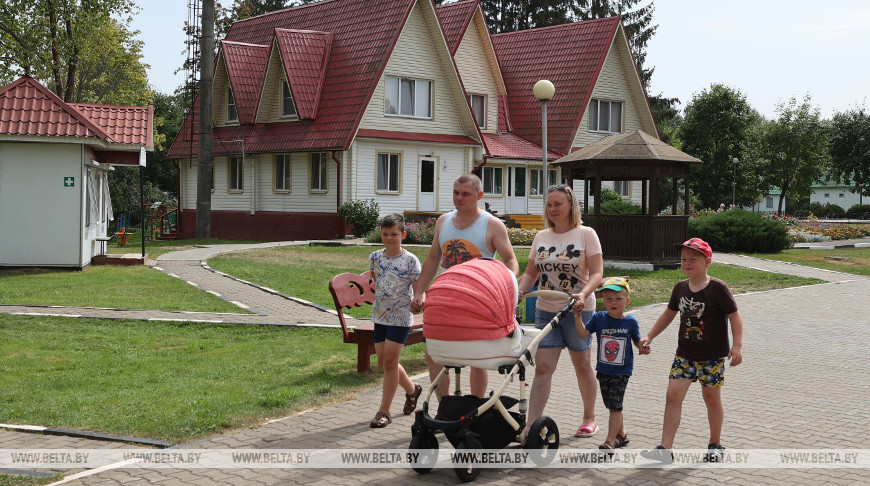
[
  {"xmin": 0, "ymin": 315, "xmax": 425, "ymax": 443},
  {"xmin": 743, "ymin": 247, "xmax": 870, "ymax": 276}
]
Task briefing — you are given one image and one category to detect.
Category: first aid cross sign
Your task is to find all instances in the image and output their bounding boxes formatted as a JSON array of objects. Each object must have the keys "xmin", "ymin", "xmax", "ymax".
[{"xmin": 64, "ymin": 177, "xmax": 75, "ymax": 187}]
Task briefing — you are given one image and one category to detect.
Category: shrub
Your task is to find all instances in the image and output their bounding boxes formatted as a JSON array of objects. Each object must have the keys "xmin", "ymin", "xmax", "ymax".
[
  {"xmin": 847, "ymin": 204, "xmax": 870, "ymax": 218},
  {"xmin": 404, "ymin": 218, "xmax": 436, "ymax": 245},
  {"xmin": 689, "ymin": 209, "xmax": 792, "ymax": 253},
  {"xmin": 337, "ymin": 199, "xmax": 380, "ymax": 237},
  {"xmin": 364, "ymin": 227, "xmax": 381, "ymax": 243},
  {"xmin": 807, "ymin": 202, "xmax": 845, "ymax": 218},
  {"xmin": 601, "ymin": 199, "xmax": 642, "ymax": 214},
  {"xmin": 600, "ymin": 187, "xmax": 622, "ymax": 204}
]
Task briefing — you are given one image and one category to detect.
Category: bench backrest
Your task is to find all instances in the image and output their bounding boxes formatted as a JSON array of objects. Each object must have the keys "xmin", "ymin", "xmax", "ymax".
[{"xmin": 328, "ymin": 271, "xmax": 374, "ymax": 342}]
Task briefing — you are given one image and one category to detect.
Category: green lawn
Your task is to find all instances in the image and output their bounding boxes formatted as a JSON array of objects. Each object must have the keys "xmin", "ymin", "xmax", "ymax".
[
  {"xmin": 0, "ymin": 314, "xmax": 425, "ymax": 443},
  {"xmin": 106, "ymin": 233, "xmax": 261, "ymax": 259},
  {"xmin": 744, "ymin": 247, "xmax": 870, "ymax": 276},
  {"xmin": 0, "ymin": 265, "xmax": 247, "ymax": 313},
  {"xmin": 0, "ymin": 475, "xmax": 59, "ymax": 486},
  {"xmin": 208, "ymin": 245, "xmax": 823, "ymax": 320}
]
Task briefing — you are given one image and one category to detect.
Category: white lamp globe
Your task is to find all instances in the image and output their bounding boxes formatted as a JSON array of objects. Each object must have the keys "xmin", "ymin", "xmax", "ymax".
[{"xmin": 533, "ymin": 80, "xmax": 555, "ymax": 101}]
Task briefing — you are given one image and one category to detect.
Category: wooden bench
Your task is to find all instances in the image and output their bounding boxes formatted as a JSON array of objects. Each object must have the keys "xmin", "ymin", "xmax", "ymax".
[{"xmin": 328, "ymin": 271, "xmax": 424, "ymax": 373}]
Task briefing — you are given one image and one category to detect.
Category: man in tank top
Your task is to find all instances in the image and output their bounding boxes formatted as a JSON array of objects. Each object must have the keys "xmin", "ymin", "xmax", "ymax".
[{"xmin": 410, "ymin": 173, "xmax": 518, "ymax": 398}]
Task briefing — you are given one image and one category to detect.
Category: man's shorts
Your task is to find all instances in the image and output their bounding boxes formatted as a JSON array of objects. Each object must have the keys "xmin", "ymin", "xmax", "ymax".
[
  {"xmin": 597, "ymin": 372, "xmax": 630, "ymax": 411},
  {"xmin": 535, "ymin": 309, "xmax": 593, "ymax": 352},
  {"xmin": 373, "ymin": 323, "xmax": 412, "ymax": 344},
  {"xmin": 668, "ymin": 355, "xmax": 725, "ymax": 387}
]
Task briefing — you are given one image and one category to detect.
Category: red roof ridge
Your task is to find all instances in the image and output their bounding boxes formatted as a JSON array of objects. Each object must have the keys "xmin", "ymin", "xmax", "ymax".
[
  {"xmin": 221, "ymin": 39, "xmax": 268, "ymax": 48},
  {"xmin": 69, "ymin": 102, "xmax": 152, "ymax": 110},
  {"xmin": 232, "ymin": 0, "xmax": 342, "ymax": 24},
  {"xmin": 492, "ymin": 15, "xmax": 619, "ymax": 38},
  {"xmin": 274, "ymin": 27, "xmax": 332, "ymax": 35}
]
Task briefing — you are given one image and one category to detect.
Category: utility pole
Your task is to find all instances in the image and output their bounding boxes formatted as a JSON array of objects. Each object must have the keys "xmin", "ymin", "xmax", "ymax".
[{"xmin": 196, "ymin": 0, "xmax": 215, "ymax": 238}]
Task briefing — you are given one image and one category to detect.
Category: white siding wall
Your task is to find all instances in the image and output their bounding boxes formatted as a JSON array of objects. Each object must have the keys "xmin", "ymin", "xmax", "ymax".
[
  {"xmin": 478, "ymin": 160, "xmax": 564, "ymax": 215},
  {"xmin": 181, "ymin": 154, "xmax": 338, "ymax": 213},
  {"xmin": 351, "ymin": 138, "xmax": 472, "ymax": 216},
  {"xmin": 454, "ymin": 18, "xmax": 499, "ymax": 134},
  {"xmin": 213, "ymin": 59, "xmax": 233, "ymax": 127},
  {"xmin": 358, "ymin": 2, "xmax": 466, "ymax": 135},
  {"xmin": 0, "ymin": 142, "xmax": 82, "ymax": 266},
  {"xmin": 256, "ymin": 42, "xmax": 297, "ymax": 124},
  {"xmin": 572, "ymin": 38, "xmax": 653, "ymax": 149},
  {"xmin": 810, "ymin": 185, "xmax": 863, "ymax": 210}
]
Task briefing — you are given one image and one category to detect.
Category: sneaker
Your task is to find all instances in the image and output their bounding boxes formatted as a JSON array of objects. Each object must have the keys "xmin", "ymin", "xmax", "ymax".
[
  {"xmin": 640, "ymin": 445, "xmax": 673, "ymax": 463},
  {"xmin": 705, "ymin": 443, "xmax": 725, "ymax": 463}
]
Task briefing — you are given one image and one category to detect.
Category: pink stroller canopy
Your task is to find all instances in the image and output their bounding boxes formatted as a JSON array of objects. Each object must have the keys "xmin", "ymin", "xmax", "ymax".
[{"xmin": 423, "ymin": 258, "xmax": 517, "ymax": 341}]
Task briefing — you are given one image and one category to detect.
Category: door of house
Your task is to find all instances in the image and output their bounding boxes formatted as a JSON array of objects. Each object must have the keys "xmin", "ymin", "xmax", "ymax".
[
  {"xmin": 418, "ymin": 158, "xmax": 437, "ymax": 212},
  {"xmin": 506, "ymin": 166, "xmax": 527, "ymax": 214}
]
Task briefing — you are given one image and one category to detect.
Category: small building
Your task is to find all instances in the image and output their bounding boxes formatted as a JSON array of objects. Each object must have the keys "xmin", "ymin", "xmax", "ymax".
[
  {"xmin": 745, "ymin": 187, "xmax": 785, "ymax": 213},
  {"xmin": 809, "ymin": 179, "xmax": 863, "ymax": 211},
  {"xmin": 0, "ymin": 76, "xmax": 153, "ymax": 268}
]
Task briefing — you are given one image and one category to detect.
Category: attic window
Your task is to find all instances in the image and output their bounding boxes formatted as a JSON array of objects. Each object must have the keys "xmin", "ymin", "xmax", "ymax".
[
  {"xmin": 281, "ymin": 81, "xmax": 297, "ymax": 118},
  {"xmin": 467, "ymin": 94, "xmax": 486, "ymax": 129},
  {"xmin": 227, "ymin": 88, "xmax": 239, "ymax": 123},
  {"xmin": 588, "ymin": 99, "xmax": 622, "ymax": 134},
  {"xmin": 384, "ymin": 76, "xmax": 431, "ymax": 119}
]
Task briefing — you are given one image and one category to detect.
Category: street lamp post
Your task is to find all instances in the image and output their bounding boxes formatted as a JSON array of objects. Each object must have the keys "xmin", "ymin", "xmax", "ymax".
[
  {"xmin": 533, "ymin": 80, "xmax": 555, "ymax": 189},
  {"xmin": 732, "ymin": 157, "xmax": 739, "ymax": 207}
]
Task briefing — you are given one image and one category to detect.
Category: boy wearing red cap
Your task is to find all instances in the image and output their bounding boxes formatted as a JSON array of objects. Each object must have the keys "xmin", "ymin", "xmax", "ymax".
[{"xmin": 639, "ymin": 238, "xmax": 743, "ymax": 463}]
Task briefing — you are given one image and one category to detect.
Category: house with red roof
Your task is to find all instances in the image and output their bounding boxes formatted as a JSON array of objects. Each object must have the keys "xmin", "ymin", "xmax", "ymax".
[
  {"xmin": 0, "ymin": 75, "xmax": 153, "ymax": 268},
  {"xmin": 168, "ymin": 0, "xmax": 657, "ymax": 240}
]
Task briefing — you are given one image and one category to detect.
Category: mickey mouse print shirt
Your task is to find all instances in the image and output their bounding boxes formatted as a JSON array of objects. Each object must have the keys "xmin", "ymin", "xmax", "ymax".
[{"xmin": 529, "ymin": 225, "xmax": 602, "ymax": 313}]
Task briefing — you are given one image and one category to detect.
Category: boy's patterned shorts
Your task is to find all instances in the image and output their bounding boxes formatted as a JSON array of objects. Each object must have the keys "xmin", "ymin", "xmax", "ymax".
[
  {"xmin": 597, "ymin": 372, "xmax": 630, "ymax": 411},
  {"xmin": 669, "ymin": 355, "xmax": 725, "ymax": 387}
]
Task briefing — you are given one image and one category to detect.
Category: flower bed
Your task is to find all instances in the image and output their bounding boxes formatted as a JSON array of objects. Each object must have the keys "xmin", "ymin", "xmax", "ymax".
[{"xmin": 764, "ymin": 214, "xmax": 870, "ymax": 242}]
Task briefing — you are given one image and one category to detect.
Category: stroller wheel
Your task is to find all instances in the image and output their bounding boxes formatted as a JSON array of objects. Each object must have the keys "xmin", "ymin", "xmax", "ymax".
[
  {"xmin": 409, "ymin": 431, "xmax": 439, "ymax": 474},
  {"xmin": 453, "ymin": 437, "xmax": 482, "ymax": 482},
  {"xmin": 525, "ymin": 416, "xmax": 559, "ymax": 466}
]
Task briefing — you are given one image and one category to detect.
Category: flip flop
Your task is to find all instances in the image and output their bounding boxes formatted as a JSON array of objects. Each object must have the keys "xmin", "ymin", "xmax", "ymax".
[
  {"xmin": 574, "ymin": 423, "xmax": 599, "ymax": 438},
  {"xmin": 403, "ymin": 383, "xmax": 422, "ymax": 415}
]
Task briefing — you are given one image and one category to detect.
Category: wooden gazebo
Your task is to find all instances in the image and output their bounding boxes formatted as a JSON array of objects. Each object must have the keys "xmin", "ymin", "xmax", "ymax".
[{"xmin": 552, "ymin": 130, "xmax": 702, "ymax": 263}]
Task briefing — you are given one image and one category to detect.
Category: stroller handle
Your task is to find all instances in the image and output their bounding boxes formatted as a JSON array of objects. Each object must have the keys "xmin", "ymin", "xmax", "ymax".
[{"xmin": 522, "ymin": 289, "xmax": 573, "ymax": 300}]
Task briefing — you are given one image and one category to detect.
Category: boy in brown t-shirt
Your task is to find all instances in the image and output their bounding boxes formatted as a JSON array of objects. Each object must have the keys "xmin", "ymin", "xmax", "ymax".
[{"xmin": 639, "ymin": 238, "xmax": 744, "ymax": 463}]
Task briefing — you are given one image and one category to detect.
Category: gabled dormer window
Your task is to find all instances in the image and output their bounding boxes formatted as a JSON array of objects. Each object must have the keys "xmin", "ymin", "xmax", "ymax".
[
  {"xmin": 227, "ymin": 88, "xmax": 239, "ymax": 123},
  {"xmin": 281, "ymin": 80, "xmax": 297, "ymax": 118},
  {"xmin": 467, "ymin": 94, "xmax": 486, "ymax": 129}
]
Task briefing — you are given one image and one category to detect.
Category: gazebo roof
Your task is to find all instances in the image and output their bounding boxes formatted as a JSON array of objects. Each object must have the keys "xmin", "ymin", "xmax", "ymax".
[{"xmin": 553, "ymin": 130, "xmax": 701, "ymax": 166}]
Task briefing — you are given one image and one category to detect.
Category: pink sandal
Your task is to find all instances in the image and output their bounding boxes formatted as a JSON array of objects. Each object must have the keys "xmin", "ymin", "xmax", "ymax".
[{"xmin": 574, "ymin": 423, "xmax": 599, "ymax": 438}]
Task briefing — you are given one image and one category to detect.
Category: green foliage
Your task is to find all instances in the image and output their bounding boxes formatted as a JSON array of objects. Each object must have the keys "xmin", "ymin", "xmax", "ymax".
[
  {"xmin": 404, "ymin": 218, "xmax": 437, "ymax": 245},
  {"xmin": 847, "ymin": 204, "xmax": 870, "ymax": 215},
  {"xmin": 601, "ymin": 199, "xmax": 642, "ymax": 214},
  {"xmin": 679, "ymin": 84, "xmax": 763, "ymax": 210},
  {"xmin": 829, "ymin": 105, "xmax": 870, "ymax": 198},
  {"xmin": 337, "ymin": 199, "xmax": 380, "ymax": 237},
  {"xmin": 752, "ymin": 95, "xmax": 830, "ymax": 214},
  {"xmin": 599, "ymin": 187, "xmax": 623, "ymax": 203},
  {"xmin": 807, "ymin": 202, "xmax": 845, "ymax": 217},
  {"xmin": 144, "ymin": 90, "xmax": 187, "ymax": 198},
  {"xmin": 689, "ymin": 209, "xmax": 792, "ymax": 253}
]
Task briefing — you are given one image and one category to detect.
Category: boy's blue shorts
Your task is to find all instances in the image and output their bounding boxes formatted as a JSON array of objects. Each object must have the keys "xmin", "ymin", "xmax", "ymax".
[{"xmin": 373, "ymin": 323, "xmax": 412, "ymax": 344}]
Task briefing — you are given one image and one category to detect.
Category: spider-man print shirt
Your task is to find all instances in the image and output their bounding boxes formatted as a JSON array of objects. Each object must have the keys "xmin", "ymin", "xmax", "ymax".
[{"xmin": 585, "ymin": 311, "xmax": 641, "ymax": 376}]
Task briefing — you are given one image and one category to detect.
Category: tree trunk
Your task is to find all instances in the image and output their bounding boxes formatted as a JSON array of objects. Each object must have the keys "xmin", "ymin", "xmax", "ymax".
[
  {"xmin": 47, "ymin": 0, "xmax": 64, "ymax": 96},
  {"xmin": 196, "ymin": 0, "xmax": 215, "ymax": 239},
  {"xmin": 63, "ymin": 17, "xmax": 77, "ymax": 102}
]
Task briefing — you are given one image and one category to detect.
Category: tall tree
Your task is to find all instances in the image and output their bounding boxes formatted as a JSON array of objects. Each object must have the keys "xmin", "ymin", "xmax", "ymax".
[
  {"xmin": 829, "ymin": 105, "xmax": 870, "ymax": 201},
  {"xmin": 0, "ymin": 0, "xmax": 141, "ymax": 102},
  {"xmin": 72, "ymin": 18, "xmax": 151, "ymax": 105},
  {"xmin": 753, "ymin": 96, "xmax": 830, "ymax": 215},
  {"xmin": 678, "ymin": 84, "xmax": 762, "ymax": 210}
]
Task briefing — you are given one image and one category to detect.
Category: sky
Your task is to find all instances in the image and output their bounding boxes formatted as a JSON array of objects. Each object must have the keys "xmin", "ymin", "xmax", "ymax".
[{"xmin": 131, "ymin": 0, "xmax": 870, "ymax": 120}]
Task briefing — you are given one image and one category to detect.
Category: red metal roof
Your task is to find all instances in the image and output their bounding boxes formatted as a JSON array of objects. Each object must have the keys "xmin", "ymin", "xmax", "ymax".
[
  {"xmin": 169, "ymin": 0, "xmax": 418, "ymax": 159},
  {"xmin": 0, "ymin": 76, "xmax": 110, "ymax": 140},
  {"xmin": 274, "ymin": 29, "xmax": 333, "ymax": 120},
  {"xmin": 492, "ymin": 17, "xmax": 620, "ymax": 156},
  {"xmin": 356, "ymin": 128, "xmax": 478, "ymax": 145},
  {"xmin": 221, "ymin": 40, "xmax": 270, "ymax": 124},
  {"xmin": 482, "ymin": 133, "xmax": 559, "ymax": 161},
  {"xmin": 70, "ymin": 103, "xmax": 154, "ymax": 148},
  {"xmin": 435, "ymin": 0, "xmax": 477, "ymax": 55}
]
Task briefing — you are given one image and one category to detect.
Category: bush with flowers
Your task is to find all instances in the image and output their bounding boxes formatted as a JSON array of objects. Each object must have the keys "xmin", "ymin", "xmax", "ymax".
[{"xmin": 404, "ymin": 218, "xmax": 437, "ymax": 244}]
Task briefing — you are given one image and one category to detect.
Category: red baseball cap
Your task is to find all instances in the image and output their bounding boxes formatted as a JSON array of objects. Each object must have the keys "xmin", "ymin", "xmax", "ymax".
[{"xmin": 675, "ymin": 237, "xmax": 712, "ymax": 258}]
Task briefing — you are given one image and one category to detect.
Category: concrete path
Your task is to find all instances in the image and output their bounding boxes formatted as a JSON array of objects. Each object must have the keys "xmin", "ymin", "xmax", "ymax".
[{"xmin": 2, "ymin": 241, "xmax": 869, "ymax": 485}]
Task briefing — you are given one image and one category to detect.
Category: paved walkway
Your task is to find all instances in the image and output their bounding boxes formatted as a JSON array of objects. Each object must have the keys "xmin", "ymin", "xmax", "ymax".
[{"xmin": 2, "ymin": 240, "xmax": 869, "ymax": 485}]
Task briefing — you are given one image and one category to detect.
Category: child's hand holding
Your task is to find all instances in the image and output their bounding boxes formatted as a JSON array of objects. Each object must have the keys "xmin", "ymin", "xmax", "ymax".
[{"xmin": 728, "ymin": 345, "xmax": 742, "ymax": 367}]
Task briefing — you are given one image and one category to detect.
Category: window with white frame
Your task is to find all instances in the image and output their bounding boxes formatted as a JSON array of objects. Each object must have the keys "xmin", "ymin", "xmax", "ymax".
[
  {"xmin": 281, "ymin": 80, "xmax": 297, "ymax": 118},
  {"xmin": 275, "ymin": 154, "xmax": 291, "ymax": 192},
  {"xmin": 227, "ymin": 88, "xmax": 239, "ymax": 123},
  {"xmin": 588, "ymin": 99, "xmax": 623, "ymax": 133},
  {"xmin": 376, "ymin": 152, "xmax": 401, "ymax": 193},
  {"xmin": 384, "ymin": 76, "xmax": 431, "ymax": 118},
  {"xmin": 229, "ymin": 156, "xmax": 244, "ymax": 192},
  {"xmin": 310, "ymin": 152, "xmax": 328, "ymax": 192},
  {"xmin": 467, "ymin": 94, "xmax": 486, "ymax": 129},
  {"xmin": 530, "ymin": 169, "xmax": 557, "ymax": 196},
  {"xmin": 613, "ymin": 181, "xmax": 630, "ymax": 197},
  {"xmin": 482, "ymin": 166, "xmax": 503, "ymax": 195}
]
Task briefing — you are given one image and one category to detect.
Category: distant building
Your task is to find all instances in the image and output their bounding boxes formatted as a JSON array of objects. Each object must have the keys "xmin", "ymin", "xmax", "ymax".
[
  {"xmin": 809, "ymin": 179, "xmax": 863, "ymax": 211},
  {"xmin": 746, "ymin": 186, "xmax": 785, "ymax": 213}
]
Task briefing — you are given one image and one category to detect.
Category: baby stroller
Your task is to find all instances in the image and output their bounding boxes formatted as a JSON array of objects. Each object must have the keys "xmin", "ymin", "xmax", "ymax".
[{"xmin": 409, "ymin": 258, "xmax": 576, "ymax": 482}]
